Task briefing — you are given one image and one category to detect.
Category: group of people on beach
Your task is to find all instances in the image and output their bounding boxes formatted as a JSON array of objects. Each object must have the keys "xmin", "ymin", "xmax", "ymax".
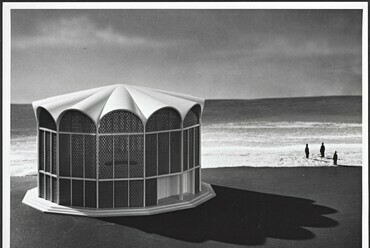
[{"xmin": 305, "ymin": 143, "xmax": 338, "ymax": 165}]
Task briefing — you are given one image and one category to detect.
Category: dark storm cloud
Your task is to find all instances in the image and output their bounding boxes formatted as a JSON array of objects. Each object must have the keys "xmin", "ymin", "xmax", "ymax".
[{"xmin": 11, "ymin": 9, "xmax": 362, "ymax": 102}]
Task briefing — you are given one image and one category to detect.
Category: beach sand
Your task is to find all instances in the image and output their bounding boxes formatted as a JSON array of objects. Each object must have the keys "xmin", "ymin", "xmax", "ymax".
[{"xmin": 11, "ymin": 166, "xmax": 361, "ymax": 248}]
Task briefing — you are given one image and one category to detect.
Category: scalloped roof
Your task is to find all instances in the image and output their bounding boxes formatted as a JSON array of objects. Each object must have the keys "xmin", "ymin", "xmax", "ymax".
[{"xmin": 32, "ymin": 84, "xmax": 205, "ymax": 125}]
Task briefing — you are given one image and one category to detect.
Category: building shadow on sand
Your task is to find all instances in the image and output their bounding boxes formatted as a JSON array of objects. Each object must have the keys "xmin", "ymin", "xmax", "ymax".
[{"xmin": 98, "ymin": 185, "xmax": 338, "ymax": 245}]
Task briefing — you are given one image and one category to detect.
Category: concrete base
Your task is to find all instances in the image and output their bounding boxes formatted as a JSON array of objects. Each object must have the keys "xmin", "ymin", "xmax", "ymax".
[{"xmin": 22, "ymin": 183, "xmax": 215, "ymax": 217}]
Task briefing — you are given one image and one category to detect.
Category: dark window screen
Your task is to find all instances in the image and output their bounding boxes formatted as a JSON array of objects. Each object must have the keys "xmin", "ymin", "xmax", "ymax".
[
  {"xmin": 38, "ymin": 108, "xmax": 56, "ymax": 130},
  {"xmin": 72, "ymin": 180, "xmax": 83, "ymax": 207},
  {"xmin": 195, "ymin": 127, "xmax": 200, "ymax": 167},
  {"xmin": 145, "ymin": 178, "xmax": 157, "ymax": 206},
  {"xmin": 129, "ymin": 135, "xmax": 144, "ymax": 178},
  {"xmin": 189, "ymin": 128, "xmax": 194, "ymax": 169},
  {"xmin": 114, "ymin": 136, "xmax": 128, "ymax": 178},
  {"xmin": 99, "ymin": 136, "xmax": 113, "ymax": 179},
  {"xmin": 52, "ymin": 133, "xmax": 57, "ymax": 174},
  {"xmin": 39, "ymin": 130, "xmax": 44, "ymax": 171},
  {"xmin": 170, "ymin": 131, "xmax": 181, "ymax": 173},
  {"xmin": 85, "ymin": 181, "xmax": 97, "ymax": 208},
  {"xmin": 145, "ymin": 134, "xmax": 157, "ymax": 177},
  {"xmin": 129, "ymin": 180, "xmax": 143, "ymax": 207},
  {"xmin": 59, "ymin": 179, "xmax": 71, "ymax": 206},
  {"xmin": 99, "ymin": 181, "xmax": 113, "ymax": 208},
  {"xmin": 183, "ymin": 130, "xmax": 188, "ymax": 171},
  {"xmin": 45, "ymin": 132, "xmax": 50, "ymax": 173},
  {"xmin": 195, "ymin": 168, "xmax": 200, "ymax": 194},
  {"xmin": 59, "ymin": 134, "xmax": 70, "ymax": 177},
  {"xmin": 71, "ymin": 134, "xmax": 84, "ymax": 178},
  {"xmin": 52, "ymin": 177, "xmax": 57, "ymax": 203},
  {"xmin": 146, "ymin": 108, "xmax": 181, "ymax": 132},
  {"xmin": 84, "ymin": 135, "xmax": 96, "ymax": 178},
  {"xmin": 45, "ymin": 175, "xmax": 50, "ymax": 200},
  {"xmin": 114, "ymin": 181, "xmax": 128, "ymax": 208},
  {"xmin": 38, "ymin": 173, "xmax": 44, "ymax": 198},
  {"xmin": 59, "ymin": 110, "xmax": 96, "ymax": 133},
  {"xmin": 158, "ymin": 133, "xmax": 169, "ymax": 175},
  {"xmin": 183, "ymin": 105, "xmax": 200, "ymax": 128},
  {"xmin": 99, "ymin": 110, "xmax": 143, "ymax": 133}
]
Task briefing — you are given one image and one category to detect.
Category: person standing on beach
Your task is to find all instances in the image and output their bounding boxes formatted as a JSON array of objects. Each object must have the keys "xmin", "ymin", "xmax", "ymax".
[
  {"xmin": 320, "ymin": 142, "xmax": 325, "ymax": 157},
  {"xmin": 305, "ymin": 144, "xmax": 309, "ymax": 158},
  {"xmin": 333, "ymin": 151, "xmax": 338, "ymax": 165}
]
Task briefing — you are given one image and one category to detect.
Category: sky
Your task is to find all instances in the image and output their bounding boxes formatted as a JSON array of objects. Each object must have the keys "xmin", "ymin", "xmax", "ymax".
[{"xmin": 11, "ymin": 9, "xmax": 363, "ymax": 103}]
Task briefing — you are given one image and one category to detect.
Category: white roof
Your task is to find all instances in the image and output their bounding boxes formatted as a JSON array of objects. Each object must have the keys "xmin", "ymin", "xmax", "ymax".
[{"xmin": 32, "ymin": 84, "xmax": 205, "ymax": 125}]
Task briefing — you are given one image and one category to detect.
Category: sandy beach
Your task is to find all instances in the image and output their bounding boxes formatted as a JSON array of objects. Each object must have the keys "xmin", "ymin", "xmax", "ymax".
[{"xmin": 11, "ymin": 166, "xmax": 361, "ymax": 248}]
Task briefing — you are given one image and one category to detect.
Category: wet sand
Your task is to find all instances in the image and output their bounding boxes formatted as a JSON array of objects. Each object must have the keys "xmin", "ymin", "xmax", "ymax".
[{"xmin": 11, "ymin": 166, "xmax": 361, "ymax": 248}]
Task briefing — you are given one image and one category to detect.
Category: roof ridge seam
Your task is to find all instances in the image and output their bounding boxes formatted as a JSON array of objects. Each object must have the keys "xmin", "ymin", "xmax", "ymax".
[{"xmin": 118, "ymin": 85, "xmax": 146, "ymax": 123}]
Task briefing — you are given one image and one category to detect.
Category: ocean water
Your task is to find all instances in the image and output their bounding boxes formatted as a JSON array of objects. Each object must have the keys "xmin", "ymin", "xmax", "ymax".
[{"xmin": 10, "ymin": 96, "xmax": 362, "ymax": 176}]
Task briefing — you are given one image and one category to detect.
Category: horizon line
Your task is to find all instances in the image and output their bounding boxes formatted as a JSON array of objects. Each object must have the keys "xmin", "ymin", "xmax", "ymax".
[{"xmin": 10, "ymin": 94, "xmax": 362, "ymax": 105}]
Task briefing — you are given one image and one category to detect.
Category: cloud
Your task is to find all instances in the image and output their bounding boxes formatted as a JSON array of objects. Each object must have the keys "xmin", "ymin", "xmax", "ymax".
[{"xmin": 12, "ymin": 16, "xmax": 173, "ymax": 49}]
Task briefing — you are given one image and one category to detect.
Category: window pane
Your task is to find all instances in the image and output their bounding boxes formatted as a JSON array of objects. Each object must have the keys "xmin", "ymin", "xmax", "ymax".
[
  {"xmin": 72, "ymin": 180, "xmax": 83, "ymax": 207},
  {"xmin": 99, "ymin": 136, "xmax": 113, "ymax": 179},
  {"xmin": 170, "ymin": 131, "xmax": 181, "ymax": 173},
  {"xmin": 129, "ymin": 180, "xmax": 143, "ymax": 207},
  {"xmin": 38, "ymin": 173, "xmax": 44, "ymax": 198},
  {"xmin": 145, "ymin": 134, "xmax": 157, "ymax": 177},
  {"xmin": 114, "ymin": 136, "xmax": 128, "ymax": 178},
  {"xmin": 114, "ymin": 181, "xmax": 128, "ymax": 208},
  {"xmin": 52, "ymin": 177, "xmax": 57, "ymax": 203},
  {"xmin": 72, "ymin": 134, "xmax": 83, "ymax": 178},
  {"xmin": 189, "ymin": 128, "xmax": 194, "ymax": 169},
  {"xmin": 183, "ymin": 130, "xmax": 188, "ymax": 171},
  {"xmin": 84, "ymin": 135, "xmax": 96, "ymax": 178},
  {"xmin": 45, "ymin": 132, "xmax": 50, "ymax": 173},
  {"xmin": 59, "ymin": 179, "xmax": 71, "ymax": 206},
  {"xmin": 158, "ymin": 133, "xmax": 169, "ymax": 175},
  {"xmin": 59, "ymin": 134, "xmax": 70, "ymax": 177},
  {"xmin": 85, "ymin": 181, "xmax": 96, "ymax": 208},
  {"xmin": 52, "ymin": 133, "xmax": 57, "ymax": 174},
  {"xmin": 129, "ymin": 135, "xmax": 144, "ymax": 178},
  {"xmin": 145, "ymin": 178, "xmax": 157, "ymax": 206},
  {"xmin": 99, "ymin": 181, "xmax": 113, "ymax": 208},
  {"xmin": 38, "ymin": 130, "xmax": 44, "ymax": 171}
]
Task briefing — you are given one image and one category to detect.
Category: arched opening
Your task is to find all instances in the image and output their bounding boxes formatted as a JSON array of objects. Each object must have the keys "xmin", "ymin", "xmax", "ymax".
[
  {"xmin": 99, "ymin": 110, "xmax": 143, "ymax": 133},
  {"xmin": 145, "ymin": 108, "xmax": 181, "ymax": 132},
  {"xmin": 37, "ymin": 107, "xmax": 56, "ymax": 130},
  {"xmin": 145, "ymin": 108, "xmax": 182, "ymax": 206},
  {"xmin": 59, "ymin": 110, "xmax": 96, "ymax": 133},
  {"xmin": 98, "ymin": 110, "xmax": 145, "ymax": 208},
  {"xmin": 58, "ymin": 110, "xmax": 97, "ymax": 207},
  {"xmin": 182, "ymin": 104, "xmax": 201, "ymax": 194},
  {"xmin": 36, "ymin": 107, "xmax": 57, "ymax": 203},
  {"xmin": 183, "ymin": 104, "xmax": 201, "ymax": 128}
]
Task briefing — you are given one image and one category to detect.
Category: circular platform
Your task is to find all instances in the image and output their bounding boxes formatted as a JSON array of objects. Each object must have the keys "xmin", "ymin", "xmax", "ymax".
[{"xmin": 22, "ymin": 182, "xmax": 215, "ymax": 217}]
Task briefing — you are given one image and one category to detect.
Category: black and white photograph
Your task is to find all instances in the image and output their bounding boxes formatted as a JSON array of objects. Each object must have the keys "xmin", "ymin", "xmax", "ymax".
[{"xmin": 2, "ymin": 2, "xmax": 368, "ymax": 248}]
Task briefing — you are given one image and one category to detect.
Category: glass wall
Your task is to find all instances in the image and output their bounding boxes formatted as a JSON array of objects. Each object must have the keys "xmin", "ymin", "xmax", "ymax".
[
  {"xmin": 98, "ymin": 110, "xmax": 144, "ymax": 208},
  {"xmin": 58, "ymin": 110, "xmax": 97, "ymax": 207},
  {"xmin": 37, "ymin": 104, "xmax": 202, "ymax": 209},
  {"xmin": 37, "ymin": 108, "xmax": 57, "ymax": 203}
]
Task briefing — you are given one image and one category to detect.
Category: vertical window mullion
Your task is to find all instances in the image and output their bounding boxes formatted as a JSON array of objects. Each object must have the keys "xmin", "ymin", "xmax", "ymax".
[
  {"xmin": 50, "ymin": 132, "xmax": 52, "ymax": 199},
  {"xmin": 43, "ymin": 130, "xmax": 46, "ymax": 198},
  {"xmin": 168, "ymin": 131, "xmax": 171, "ymax": 174},
  {"xmin": 112, "ymin": 135, "xmax": 115, "ymax": 208},
  {"xmin": 96, "ymin": 129, "xmax": 99, "ymax": 209},
  {"xmin": 156, "ymin": 133, "xmax": 158, "ymax": 176},
  {"xmin": 83, "ymin": 135, "xmax": 85, "ymax": 208},
  {"xmin": 187, "ymin": 129, "xmax": 189, "ymax": 170},
  {"xmin": 70, "ymin": 134, "xmax": 72, "ymax": 205},
  {"xmin": 127, "ymin": 135, "xmax": 130, "ymax": 206},
  {"xmin": 143, "ymin": 132, "xmax": 146, "ymax": 207}
]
